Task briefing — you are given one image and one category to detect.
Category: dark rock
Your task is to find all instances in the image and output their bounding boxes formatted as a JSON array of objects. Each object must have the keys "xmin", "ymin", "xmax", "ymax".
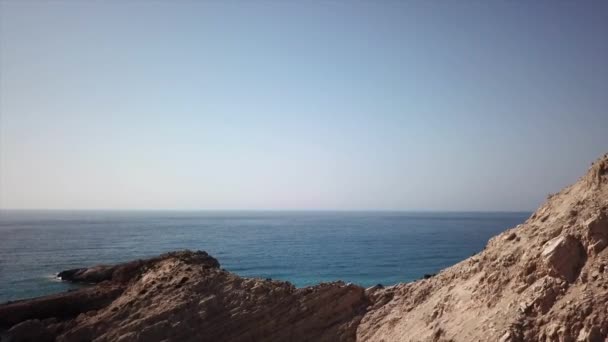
[
  {"xmin": 0, "ymin": 284, "xmax": 124, "ymax": 328},
  {"xmin": 5, "ymin": 319, "xmax": 53, "ymax": 342},
  {"xmin": 58, "ymin": 265, "xmax": 115, "ymax": 283},
  {"xmin": 57, "ymin": 250, "xmax": 219, "ymax": 285}
]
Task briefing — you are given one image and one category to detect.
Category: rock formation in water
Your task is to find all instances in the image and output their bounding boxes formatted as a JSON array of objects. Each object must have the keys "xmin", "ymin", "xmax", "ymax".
[{"xmin": 1, "ymin": 153, "xmax": 607, "ymax": 342}]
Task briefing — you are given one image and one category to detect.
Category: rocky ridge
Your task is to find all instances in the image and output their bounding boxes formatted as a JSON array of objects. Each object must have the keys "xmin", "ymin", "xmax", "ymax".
[
  {"xmin": 1, "ymin": 153, "xmax": 607, "ymax": 342},
  {"xmin": 1, "ymin": 251, "xmax": 368, "ymax": 342}
]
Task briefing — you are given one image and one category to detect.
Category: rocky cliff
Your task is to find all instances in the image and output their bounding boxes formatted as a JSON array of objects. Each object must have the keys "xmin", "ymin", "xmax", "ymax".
[
  {"xmin": 1, "ymin": 153, "xmax": 607, "ymax": 342},
  {"xmin": 359, "ymin": 153, "xmax": 608, "ymax": 342}
]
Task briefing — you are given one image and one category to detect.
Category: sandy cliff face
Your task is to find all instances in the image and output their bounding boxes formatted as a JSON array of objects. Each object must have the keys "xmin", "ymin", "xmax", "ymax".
[
  {"xmin": 1, "ymin": 153, "xmax": 607, "ymax": 342},
  {"xmin": 358, "ymin": 154, "xmax": 608, "ymax": 342}
]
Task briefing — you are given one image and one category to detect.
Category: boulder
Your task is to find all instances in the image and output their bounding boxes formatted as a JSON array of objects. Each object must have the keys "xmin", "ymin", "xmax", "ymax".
[
  {"xmin": 585, "ymin": 212, "xmax": 608, "ymax": 254},
  {"xmin": 541, "ymin": 235, "xmax": 586, "ymax": 282}
]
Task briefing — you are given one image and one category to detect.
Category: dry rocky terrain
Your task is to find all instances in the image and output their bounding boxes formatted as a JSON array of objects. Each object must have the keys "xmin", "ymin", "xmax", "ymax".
[{"xmin": 1, "ymin": 153, "xmax": 607, "ymax": 342}]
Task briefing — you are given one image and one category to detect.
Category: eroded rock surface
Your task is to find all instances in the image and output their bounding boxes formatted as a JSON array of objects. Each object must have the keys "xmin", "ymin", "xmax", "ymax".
[
  {"xmin": 541, "ymin": 235, "xmax": 586, "ymax": 282},
  {"xmin": 1, "ymin": 153, "xmax": 608, "ymax": 342},
  {"xmin": 357, "ymin": 154, "xmax": 608, "ymax": 341},
  {"xmin": 1, "ymin": 251, "xmax": 367, "ymax": 342}
]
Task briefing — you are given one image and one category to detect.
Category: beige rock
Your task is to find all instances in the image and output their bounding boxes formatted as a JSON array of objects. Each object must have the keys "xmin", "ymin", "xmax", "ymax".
[
  {"xmin": 357, "ymin": 153, "xmax": 608, "ymax": 342},
  {"xmin": 541, "ymin": 235, "xmax": 586, "ymax": 282},
  {"xmin": 586, "ymin": 212, "xmax": 608, "ymax": 254}
]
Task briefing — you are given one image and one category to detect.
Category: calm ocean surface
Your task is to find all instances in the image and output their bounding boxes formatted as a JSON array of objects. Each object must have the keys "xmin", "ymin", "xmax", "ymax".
[{"xmin": 0, "ymin": 210, "xmax": 530, "ymax": 303}]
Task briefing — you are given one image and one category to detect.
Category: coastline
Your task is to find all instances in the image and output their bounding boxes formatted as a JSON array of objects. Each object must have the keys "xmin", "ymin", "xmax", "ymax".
[
  {"xmin": 0, "ymin": 211, "xmax": 529, "ymax": 303},
  {"xmin": 1, "ymin": 154, "xmax": 607, "ymax": 341}
]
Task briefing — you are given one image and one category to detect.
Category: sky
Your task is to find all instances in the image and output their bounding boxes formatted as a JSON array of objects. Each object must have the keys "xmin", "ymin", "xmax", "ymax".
[{"xmin": 0, "ymin": 1, "xmax": 607, "ymax": 211}]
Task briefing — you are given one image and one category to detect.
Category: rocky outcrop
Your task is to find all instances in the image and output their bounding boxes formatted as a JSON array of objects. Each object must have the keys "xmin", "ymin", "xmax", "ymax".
[
  {"xmin": 1, "ymin": 251, "xmax": 368, "ymax": 342},
  {"xmin": 56, "ymin": 251, "xmax": 220, "ymax": 284},
  {"xmin": 1, "ymin": 153, "xmax": 607, "ymax": 342},
  {"xmin": 0, "ymin": 251, "xmax": 218, "ymax": 329}
]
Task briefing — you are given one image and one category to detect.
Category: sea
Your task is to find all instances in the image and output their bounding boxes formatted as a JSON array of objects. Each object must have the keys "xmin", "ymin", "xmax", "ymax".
[{"xmin": 0, "ymin": 210, "xmax": 530, "ymax": 303}]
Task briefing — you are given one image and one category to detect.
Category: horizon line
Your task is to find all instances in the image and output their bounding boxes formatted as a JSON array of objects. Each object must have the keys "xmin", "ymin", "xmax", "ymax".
[{"xmin": 0, "ymin": 208, "xmax": 534, "ymax": 213}]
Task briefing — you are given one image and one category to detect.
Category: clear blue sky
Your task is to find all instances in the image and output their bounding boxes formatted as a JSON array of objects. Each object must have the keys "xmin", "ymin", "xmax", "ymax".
[{"xmin": 1, "ymin": 1, "xmax": 607, "ymax": 211}]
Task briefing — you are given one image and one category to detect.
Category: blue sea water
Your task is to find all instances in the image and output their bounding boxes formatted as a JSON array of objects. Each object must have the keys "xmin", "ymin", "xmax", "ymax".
[{"xmin": 0, "ymin": 210, "xmax": 530, "ymax": 303}]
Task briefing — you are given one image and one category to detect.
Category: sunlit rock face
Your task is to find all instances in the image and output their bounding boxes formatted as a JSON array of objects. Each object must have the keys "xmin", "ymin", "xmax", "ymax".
[{"xmin": 358, "ymin": 154, "xmax": 608, "ymax": 342}]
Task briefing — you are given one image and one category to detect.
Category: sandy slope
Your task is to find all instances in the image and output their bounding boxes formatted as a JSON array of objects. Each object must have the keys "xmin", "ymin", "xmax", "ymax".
[{"xmin": 358, "ymin": 153, "xmax": 608, "ymax": 341}]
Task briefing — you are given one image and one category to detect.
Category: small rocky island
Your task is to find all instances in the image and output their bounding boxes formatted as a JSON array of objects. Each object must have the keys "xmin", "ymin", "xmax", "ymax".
[{"xmin": 1, "ymin": 154, "xmax": 607, "ymax": 341}]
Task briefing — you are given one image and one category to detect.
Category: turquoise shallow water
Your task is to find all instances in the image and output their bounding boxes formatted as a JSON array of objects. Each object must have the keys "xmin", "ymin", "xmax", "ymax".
[{"xmin": 0, "ymin": 210, "xmax": 530, "ymax": 303}]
